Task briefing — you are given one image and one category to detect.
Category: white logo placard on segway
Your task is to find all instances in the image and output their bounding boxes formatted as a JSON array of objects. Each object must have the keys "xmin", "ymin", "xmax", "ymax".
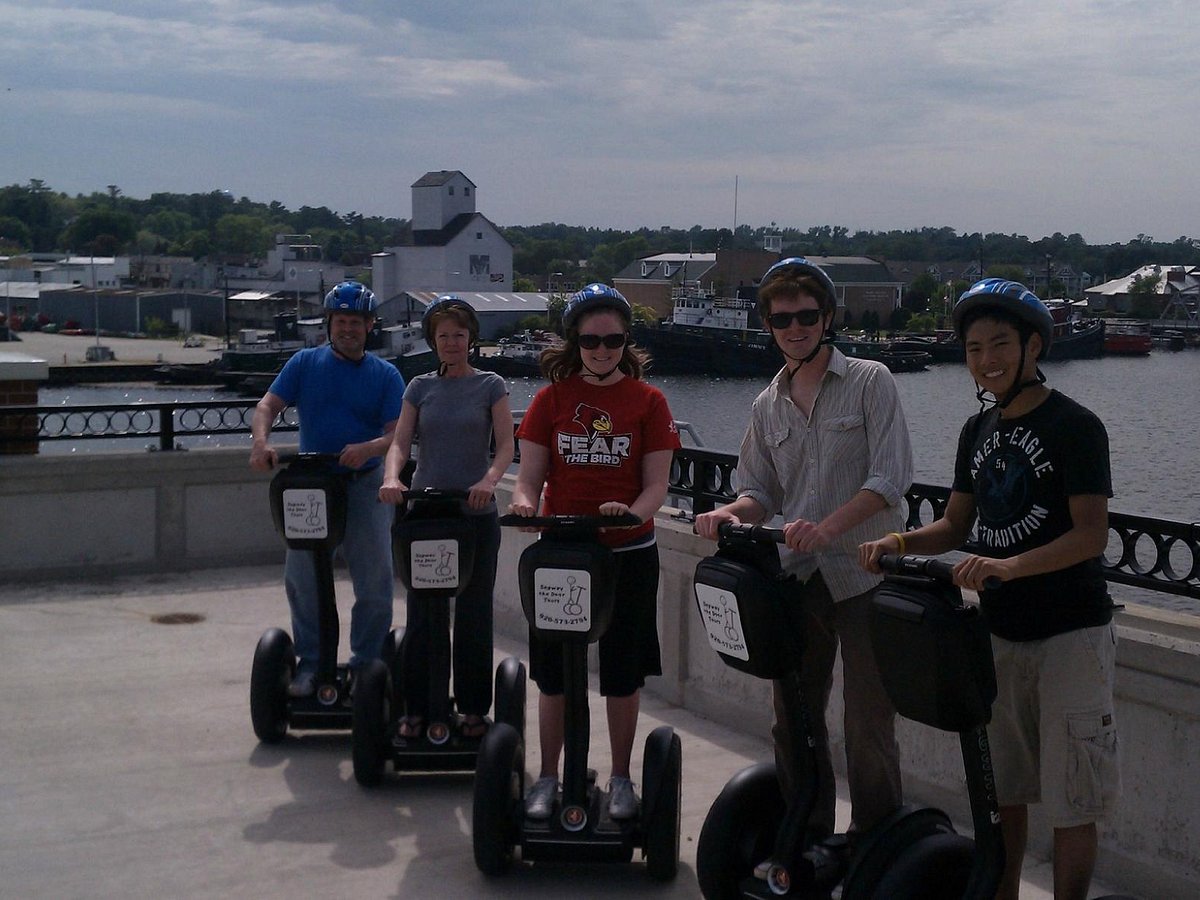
[
  {"xmin": 409, "ymin": 539, "xmax": 461, "ymax": 590},
  {"xmin": 695, "ymin": 583, "xmax": 750, "ymax": 661},
  {"xmin": 533, "ymin": 567, "xmax": 592, "ymax": 632},
  {"xmin": 281, "ymin": 489, "xmax": 329, "ymax": 540}
]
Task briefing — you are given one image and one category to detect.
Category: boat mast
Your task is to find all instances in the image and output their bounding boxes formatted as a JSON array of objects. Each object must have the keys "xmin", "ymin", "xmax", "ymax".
[{"xmin": 727, "ymin": 175, "xmax": 738, "ymax": 298}]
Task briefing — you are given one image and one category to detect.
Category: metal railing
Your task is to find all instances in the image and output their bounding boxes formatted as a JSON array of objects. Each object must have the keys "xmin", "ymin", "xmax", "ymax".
[
  {"xmin": 2, "ymin": 402, "xmax": 1196, "ymax": 601},
  {"xmin": 666, "ymin": 446, "xmax": 1199, "ymax": 602},
  {"xmin": 0, "ymin": 400, "xmax": 298, "ymax": 452}
]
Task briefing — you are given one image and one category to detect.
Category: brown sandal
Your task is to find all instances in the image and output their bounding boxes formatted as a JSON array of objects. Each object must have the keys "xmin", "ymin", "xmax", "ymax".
[
  {"xmin": 459, "ymin": 716, "xmax": 488, "ymax": 739},
  {"xmin": 397, "ymin": 716, "xmax": 424, "ymax": 739}
]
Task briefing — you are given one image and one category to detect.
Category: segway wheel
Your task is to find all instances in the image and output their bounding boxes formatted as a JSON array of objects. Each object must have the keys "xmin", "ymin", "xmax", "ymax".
[
  {"xmin": 383, "ymin": 627, "xmax": 403, "ymax": 669},
  {"xmin": 351, "ymin": 659, "xmax": 392, "ymax": 787},
  {"xmin": 472, "ymin": 722, "xmax": 524, "ymax": 876},
  {"xmin": 696, "ymin": 761, "xmax": 786, "ymax": 900},
  {"xmin": 641, "ymin": 725, "xmax": 682, "ymax": 881},
  {"xmin": 389, "ymin": 630, "xmax": 409, "ymax": 718},
  {"xmin": 493, "ymin": 656, "xmax": 527, "ymax": 737},
  {"xmin": 250, "ymin": 628, "xmax": 294, "ymax": 744},
  {"xmin": 866, "ymin": 832, "xmax": 975, "ymax": 900},
  {"xmin": 840, "ymin": 806, "xmax": 958, "ymax": 899}
]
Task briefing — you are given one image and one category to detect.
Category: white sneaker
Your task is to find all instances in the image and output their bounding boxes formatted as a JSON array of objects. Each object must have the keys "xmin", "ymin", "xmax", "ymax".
[
  {"xmin": 287, "ymin": 671, "xmax": 316, "ymax": 698},
  {"xmin": 607, "ymin": 776, "xmax": 638, "ymax": 820},
  {"xmin": 525, "ymin": 776, "xmax": 559, "ymax": 820}
]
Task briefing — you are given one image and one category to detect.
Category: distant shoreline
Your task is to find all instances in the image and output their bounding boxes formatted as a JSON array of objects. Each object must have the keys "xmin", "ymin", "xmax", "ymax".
[{"xmin": 3, "ymin": 330, "xmax": 223, "ymax": 368}]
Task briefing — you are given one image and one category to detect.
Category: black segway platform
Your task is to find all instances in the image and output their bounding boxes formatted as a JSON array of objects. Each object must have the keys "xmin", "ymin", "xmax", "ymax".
[
  {"xmin": 472, "ymin": 514, "xmax": 681, "ymax": 881},
  {"xmin": 692, "ymin": 523, "xmax": 1005, "ymax": 900},
  {"xmin": 250, "ymin": 453, "xmax": 382, "ymax": 742},
  {"xmin": 351, "ymin": 489, "xmax": 527, "ymax": 785}
]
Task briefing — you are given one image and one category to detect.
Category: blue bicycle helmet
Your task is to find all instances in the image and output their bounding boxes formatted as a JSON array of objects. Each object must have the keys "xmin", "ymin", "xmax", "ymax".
[
  {"xmin": 421, "ymin": 294, "xmax": 480, "ymax": 346},
  {"xmin": 561, "ymin": 283, "xmax": 632, "ymax": 332},
  {"xmin": 759, "ymin": 256, "xmax": 838, "ymax": 311},
  {"xmin": 323, "ymin": 281, "xmax": 377, "ymax": 314},
  {"xmin": 953, "ymin": 278, "xmax": 1053, "ymax": 355}
]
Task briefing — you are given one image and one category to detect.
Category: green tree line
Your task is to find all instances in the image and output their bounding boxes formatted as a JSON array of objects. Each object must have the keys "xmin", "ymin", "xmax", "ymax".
[{"xmin": 3, "ymin": 179, "xmax": 1198, "ymax": 289}]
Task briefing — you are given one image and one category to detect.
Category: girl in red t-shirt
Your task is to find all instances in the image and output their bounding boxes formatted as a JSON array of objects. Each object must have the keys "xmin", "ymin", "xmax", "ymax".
[{"xmin": 510, "ymin": 284, "xmax": 680, "ymax": 822}]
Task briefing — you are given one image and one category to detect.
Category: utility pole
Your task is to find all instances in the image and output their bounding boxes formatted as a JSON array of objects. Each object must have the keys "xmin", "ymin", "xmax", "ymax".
[
  {"xmin": 222, "ymin": 268, "xmax": 231, "ymax": 349},
  {"xmin": 92, "ymin": 254, "xmax": 100, "ymax": 348}
]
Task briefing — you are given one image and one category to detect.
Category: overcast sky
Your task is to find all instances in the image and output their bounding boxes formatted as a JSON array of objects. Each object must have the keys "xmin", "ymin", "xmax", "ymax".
[{"xmin": 2, "ymin": 1, "xmax": 1196, "ymax": 244}]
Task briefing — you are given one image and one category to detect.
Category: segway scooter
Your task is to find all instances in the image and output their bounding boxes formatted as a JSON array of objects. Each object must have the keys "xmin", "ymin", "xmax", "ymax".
[
  {"xmin": 351, "ymin": 488, "xmax": 527, "ymax": 786},
  {"xmin": 471, "ymin": 513, "xmax": 682, "ymax": 881},
  {"xmin": 693, "ymin": 523, "xmax": 1004, "ymax": 900},
  {"xmin": 250, "ymin": 453, "xmax": 390, "ymax": 742}
]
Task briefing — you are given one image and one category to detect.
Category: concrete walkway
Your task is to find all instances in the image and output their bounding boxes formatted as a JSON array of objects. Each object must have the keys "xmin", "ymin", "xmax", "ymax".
[{"xmin": 0, "ymin": 566, "xmax": 1120, "ymax": 899}]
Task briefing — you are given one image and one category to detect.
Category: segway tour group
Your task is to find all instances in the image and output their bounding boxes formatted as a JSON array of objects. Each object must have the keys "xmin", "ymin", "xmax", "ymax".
[{"xmin": 242, "ymin": 275, "xmax": 1129, "ymax": 897}]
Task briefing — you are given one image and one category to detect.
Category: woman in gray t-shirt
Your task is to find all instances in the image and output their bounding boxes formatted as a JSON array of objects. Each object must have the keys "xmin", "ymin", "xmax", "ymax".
[{"xmin": 380, "ymin": 296, "xmax": 514, "ymax": 739}]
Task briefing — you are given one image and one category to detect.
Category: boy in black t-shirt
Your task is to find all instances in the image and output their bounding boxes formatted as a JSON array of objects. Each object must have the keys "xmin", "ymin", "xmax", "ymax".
[{"xmin": 860, "ymin": 279, "xmax": 1120, "ymax": 900}]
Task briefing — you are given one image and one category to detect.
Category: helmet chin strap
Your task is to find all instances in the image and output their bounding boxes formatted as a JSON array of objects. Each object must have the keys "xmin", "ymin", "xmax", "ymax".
[
  {"xmin": 781, "ymin": 331, "xmax": 835, "ymax": 374},
  {"xmin": 974, "ymin": 340, "xmax": 1046, "ymax": 413},
  {"xmin": 581, "ymin": 360, "xmax": 622, "ymax": 381}
]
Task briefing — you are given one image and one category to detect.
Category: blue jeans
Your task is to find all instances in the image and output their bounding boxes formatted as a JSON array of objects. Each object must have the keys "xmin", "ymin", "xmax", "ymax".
[
  {"xmin": 284, "ymin": 466, "xmax": 395, "ymax": 674},
  {"xmin": 403, "ymin": 511, "xmax": 501, "ymax": 718}
]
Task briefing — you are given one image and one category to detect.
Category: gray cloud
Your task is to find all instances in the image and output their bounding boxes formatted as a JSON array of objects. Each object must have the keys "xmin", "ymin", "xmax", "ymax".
[{"xmin": 1, "ymin": 0, "xmax": 1197, "ymax": 242}]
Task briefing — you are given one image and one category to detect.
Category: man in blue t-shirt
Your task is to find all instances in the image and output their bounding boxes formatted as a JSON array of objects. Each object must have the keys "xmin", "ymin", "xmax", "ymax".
[{"xmin": 250, "ymin": 281, "xmax": 405, "ymax": 697}]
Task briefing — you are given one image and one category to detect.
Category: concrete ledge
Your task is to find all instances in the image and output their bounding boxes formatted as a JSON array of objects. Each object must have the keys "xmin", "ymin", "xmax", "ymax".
[
  {"xmin": 0, "ymin": 349, "xmax": 51, "ymax": 381},
  {"xmin": 1, "ymin": 455, "xmax": 1196, "ymax": 896},
  {"xmin": 0, "ymin": 448, "xmax": 284, "ymax": 579}
]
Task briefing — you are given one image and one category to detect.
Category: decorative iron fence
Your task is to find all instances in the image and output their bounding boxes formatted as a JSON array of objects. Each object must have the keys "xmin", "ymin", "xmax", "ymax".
[
  {"xmin": 667, "ymin": 447, "xmax": 1199, "ymax": 602},
  {"xmin": 0, "ymin": 400, "xmax": 298, "ymax": 452}
]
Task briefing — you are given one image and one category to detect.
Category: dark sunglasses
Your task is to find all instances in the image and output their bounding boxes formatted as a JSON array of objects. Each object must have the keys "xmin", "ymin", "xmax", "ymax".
[
  {"xmin": 577, "ymin": 332, "xmax": 628, "ymax": 350},
  {"xmin": 766, "ymin": 309, "xmax": 823, "ymax": 329}
]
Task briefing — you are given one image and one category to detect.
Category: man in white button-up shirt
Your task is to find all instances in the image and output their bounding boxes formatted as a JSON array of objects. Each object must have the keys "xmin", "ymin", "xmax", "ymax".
[{"xmin": 696, "ymin": 257, "xmax": 914, "ymax": 853}]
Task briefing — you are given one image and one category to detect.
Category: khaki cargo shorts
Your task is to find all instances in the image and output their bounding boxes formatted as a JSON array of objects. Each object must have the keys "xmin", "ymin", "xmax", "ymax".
[{"xmin": 988, "ymin": 624, "xmax": 1121, "ymax": 828}]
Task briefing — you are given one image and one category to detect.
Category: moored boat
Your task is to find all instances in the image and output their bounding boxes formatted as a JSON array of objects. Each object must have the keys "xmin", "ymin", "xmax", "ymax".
[
  {"xmin": 1103, "ymin": 319, "xmax": 1153, "ymax": 356},
  {"xmin": 474, "ymin": 330, "xmax": 557, "ymax": 378},
  {"xmin": 891, "ymin": 316, "xmax": 1105, "ymax": 363},
  {"xmin": 832, "ymin": 338, "xmax": 931, "ymax": 372},
  {"xmin": 156, "ymin": 314, "xmax": 437, "ymax": 390},
  {"xmin": 632, "ymin": 288, "xmax": 928, "ymax": 376},
  {"xmin": 888, "ymin": 332, "xmax": 966, "ymax": 363},
  {"xmin": 1153, "ymin": 329, "xmax": 1187, "ymax": 351}
]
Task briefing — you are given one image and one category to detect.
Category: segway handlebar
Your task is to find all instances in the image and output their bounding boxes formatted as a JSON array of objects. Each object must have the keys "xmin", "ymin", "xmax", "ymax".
[
  {"xmin": 498, "ymin": 512, "xmax": 642, "ymax": 529},
  {"xmin": 878, "ymin": 553, "xmax": 1002, "ymax": 591},
  {"xmin": 402, "ymin": 487, "xmax": 472, "ymax": 503},
  {"xmin": 713, "ymin": 521, "xmax": 786, "ymax": 543},
  {"xmin": 274, "ymin": 451, "xmax": 344, "ymax": 467}
]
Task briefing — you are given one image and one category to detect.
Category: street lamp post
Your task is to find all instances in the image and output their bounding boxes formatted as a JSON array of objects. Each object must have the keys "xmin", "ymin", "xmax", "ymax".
[
  {"xmin": 91, "ymin": 254, "xmax": 100, "ymax": 349},
  {"xmin": 221, "ymin": 268, "xmax": 232, "ymax": 350}
]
